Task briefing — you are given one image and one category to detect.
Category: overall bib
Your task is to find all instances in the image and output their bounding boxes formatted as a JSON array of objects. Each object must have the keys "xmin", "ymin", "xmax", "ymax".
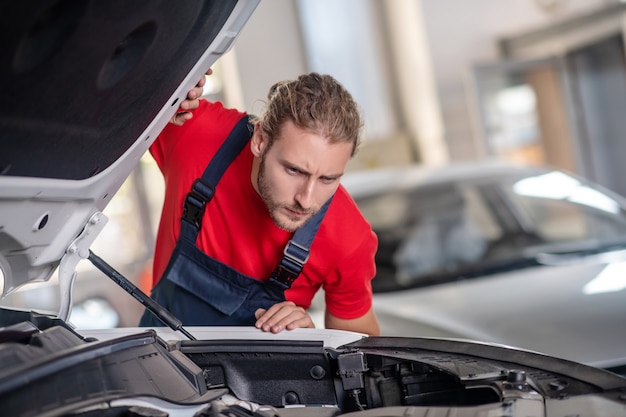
[{"xmin": 139, "ymin": 116, "xmax": 331, "ymax": 327}]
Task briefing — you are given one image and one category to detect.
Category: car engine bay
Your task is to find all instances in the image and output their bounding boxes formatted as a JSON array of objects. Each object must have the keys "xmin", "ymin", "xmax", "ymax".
[{"xmin": 1, "ymin": 309, "xmax": 625, "ymax": 417}]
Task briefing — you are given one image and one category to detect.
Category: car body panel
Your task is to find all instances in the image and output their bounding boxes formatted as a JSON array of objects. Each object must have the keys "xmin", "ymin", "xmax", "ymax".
[
  {"xmin": 374, "ymin": 260, "xmax": 626, "ymax": 368},
  {"xmin": 341, "ymin": 161, "xmax": 626, "ymax": 373}
]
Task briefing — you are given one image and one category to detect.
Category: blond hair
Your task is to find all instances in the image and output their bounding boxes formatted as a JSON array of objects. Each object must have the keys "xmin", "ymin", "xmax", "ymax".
[{"xmin": 254, "ymin": 73, "xmax": 363, "ymax": 156}]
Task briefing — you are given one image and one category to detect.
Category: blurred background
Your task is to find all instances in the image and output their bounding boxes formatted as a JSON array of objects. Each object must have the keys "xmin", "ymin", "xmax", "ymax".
[
  {"xmin": 220, "ymin": 0, "xmax": 626, "ymax": 190},
  {"xmin": 5, "ymin": 0, "xmax": 626, "ymax": 342}
]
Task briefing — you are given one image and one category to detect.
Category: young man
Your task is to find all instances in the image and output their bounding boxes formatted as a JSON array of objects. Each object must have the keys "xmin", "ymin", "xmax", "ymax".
[{"xmin": 140, "ymin": 72, "xmax": 380, "ymax": 335}]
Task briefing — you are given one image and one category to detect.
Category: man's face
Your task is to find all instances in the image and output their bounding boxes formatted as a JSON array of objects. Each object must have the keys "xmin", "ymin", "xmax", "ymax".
[{"xmin": 253, "ymin": 121, "xmax": 353, "ymax": 232}]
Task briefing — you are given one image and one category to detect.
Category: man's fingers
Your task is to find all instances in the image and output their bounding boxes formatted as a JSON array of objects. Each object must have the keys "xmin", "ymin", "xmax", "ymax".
[
  {"xmin": 167, "ymin": 71, "xmax": 210, "ymax": 126},
  {"xmin": 169, "ymin": 111, "xmax": 192, "ymax": 126},
  {"xmin": 254, "ymin": 308, "xmax": 267, "ymax": 320},
  {"xmin": 188, "ymin": 85, "xmax": 204, "ymax": 101},
  {"xmin": 168, "ymin": 92, "xmax": 200, "ymax": 126},
  {"xmin": 254, "ymin": 302, "xmax": 314, "ymax": 333},
  {"xmin": 196, "ymin": 76, "xmax": 207, "ymax": 89},
  {"xmin": 179, "ymin": 97, "xmax": 200, "ymax": 111},
  {"xmin": 285, "ymin": 315, "xmax": 315, "ymax": 331}
]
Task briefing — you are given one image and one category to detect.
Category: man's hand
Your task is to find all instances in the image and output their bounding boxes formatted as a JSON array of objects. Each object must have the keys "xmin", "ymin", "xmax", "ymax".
[
  {"xmin": 169, "ymin": 69, "xmax": 213, "ymax": 126},
  {"xmin": 254, "ymin": 301, "xmax": 316, "ymax": 333}
]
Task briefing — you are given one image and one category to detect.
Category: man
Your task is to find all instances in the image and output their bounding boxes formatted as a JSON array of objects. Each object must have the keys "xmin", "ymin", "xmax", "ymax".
[{"xmin": 139, "ymin": 72, "xmax": 380, "ymax": 335}]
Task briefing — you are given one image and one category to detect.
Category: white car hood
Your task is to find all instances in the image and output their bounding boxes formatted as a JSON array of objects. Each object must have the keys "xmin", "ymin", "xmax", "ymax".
[
  {"xmin": 373, "ymin": 256, "xmax": 626, "ymax": 369},
  {"xmin": 0, "ymin": 1, "xmax": 259, "ymax": 299}
]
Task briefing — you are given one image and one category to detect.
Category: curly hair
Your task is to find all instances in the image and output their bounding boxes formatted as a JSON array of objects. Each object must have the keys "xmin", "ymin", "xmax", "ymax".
[{"xmin": 253, "ymin": 73, "xmax": 363, "ymax": 156}]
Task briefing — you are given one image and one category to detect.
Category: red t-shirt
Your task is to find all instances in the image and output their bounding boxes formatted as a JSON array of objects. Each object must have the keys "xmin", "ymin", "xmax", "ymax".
[{"xmin": 150, "ymin": 100, "xmax": 377, "ymax": 319}]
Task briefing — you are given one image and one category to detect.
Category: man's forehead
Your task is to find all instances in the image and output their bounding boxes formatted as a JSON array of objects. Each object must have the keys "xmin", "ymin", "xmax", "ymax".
[
  {"xmin": 269, "ymin": 126, "xmax": 351, "ymax": 174},
  {"xmin": 275, "ymin": 120, "xmax": 314, "ymax": 138}
]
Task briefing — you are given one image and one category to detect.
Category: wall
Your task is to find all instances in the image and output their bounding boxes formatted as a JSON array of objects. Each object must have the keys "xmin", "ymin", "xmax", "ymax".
[
  {"xmin": 223, "ymin": 0, "xmax": 619, "ymax": 167},
  {"xmin": 419, "ymin": 0, "xmax": 617, "ymax": 162},
  {"xmin": 221, "ymin": 0, "xmax": 307, "ymax": 114}
]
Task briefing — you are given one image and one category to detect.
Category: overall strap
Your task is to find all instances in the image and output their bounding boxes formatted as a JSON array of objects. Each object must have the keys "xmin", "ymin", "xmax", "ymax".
[
  {"xmin": 180, "ymin": 115, "xmax": 253, "ymax": 242},
  {"xmin": 267, "ymin": 195, "xmax": 334, "ymax": 290},
  {"xmin": 178, "ymin": 112, "xmax": 333, "ymax": 290}
]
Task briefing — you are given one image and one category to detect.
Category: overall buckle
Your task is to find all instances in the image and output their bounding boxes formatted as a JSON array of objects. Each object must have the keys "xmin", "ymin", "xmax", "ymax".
[
  {"xmin": 268, "ymin": 240, "xmax": 310, "ymax": 290},
  {"xmin": 182, "ymin": 179, "xmax": 215, "ymax": 228}
]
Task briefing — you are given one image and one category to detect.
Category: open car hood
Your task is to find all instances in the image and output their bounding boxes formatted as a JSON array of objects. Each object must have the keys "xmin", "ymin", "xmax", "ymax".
[{"xmin": 0, "ymin": 1, "xmax": 259, "ymax": 304}]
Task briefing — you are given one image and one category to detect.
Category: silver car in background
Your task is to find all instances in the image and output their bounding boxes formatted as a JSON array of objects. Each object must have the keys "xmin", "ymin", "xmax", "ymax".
[{"xmin": 343, "ymin": 161, "xmax": 626, "ymax": 375}]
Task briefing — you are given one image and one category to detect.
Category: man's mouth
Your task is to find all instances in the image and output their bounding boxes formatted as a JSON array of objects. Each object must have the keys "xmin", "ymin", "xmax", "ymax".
[
  {"xmin": 271, "ymin": 206, "xmax": 315, "ymax": 231},
  {"xmin": 284, "ymin": 207, "xmax": 310, "ymax": 220}
]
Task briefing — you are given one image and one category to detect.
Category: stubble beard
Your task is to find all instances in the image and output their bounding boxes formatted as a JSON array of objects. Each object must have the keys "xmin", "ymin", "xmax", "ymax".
[{"xmin": 257, "ymin": 156, "xmax": 315, "ymax": 232}]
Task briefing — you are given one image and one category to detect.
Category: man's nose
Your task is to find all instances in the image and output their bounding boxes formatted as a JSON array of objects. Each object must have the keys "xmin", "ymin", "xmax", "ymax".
[{"xmin": 295, "ymin": 180, "xmax": 315, "ymax": 210}]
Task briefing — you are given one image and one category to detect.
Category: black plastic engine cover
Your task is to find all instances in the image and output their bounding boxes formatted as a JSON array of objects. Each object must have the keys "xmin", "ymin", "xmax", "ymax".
[{"xmin": 180, "ymin": 339, "xmax": 338, "ymax": 407}]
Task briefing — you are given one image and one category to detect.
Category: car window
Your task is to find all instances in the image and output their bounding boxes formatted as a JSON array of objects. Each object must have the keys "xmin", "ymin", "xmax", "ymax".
[
  {"xmin": 509, "ymin": 171, "xmax": 626, "ymax": 243},
  {"xmin": 360, "ymin": 169, "xmax": 626, "ymax": 293},
  {"xmin": 358, "ymin": 193, "xmax": 410, "ymax": 231},
  {"xmin": 391, "ymin": 186, "xmax": 491, "ymax": 284},
  {"xmin": 359, "ymin": 183, "xmax": 499, "ymax": 291}
]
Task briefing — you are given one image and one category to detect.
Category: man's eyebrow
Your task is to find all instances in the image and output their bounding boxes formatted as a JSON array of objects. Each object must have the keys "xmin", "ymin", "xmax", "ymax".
[
  {"xmin": 320, "ymin": 173, "xmax": 344, "ymax": 180},
  {"xmin": 281, "ymin": 159, "xmax": 344, "ymax": 179}
]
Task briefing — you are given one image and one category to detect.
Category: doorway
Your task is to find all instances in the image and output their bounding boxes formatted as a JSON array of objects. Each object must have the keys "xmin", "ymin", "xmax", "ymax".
[{"xmin": 471, "ymin": 34, "xmax": 626, "ymax": 198}]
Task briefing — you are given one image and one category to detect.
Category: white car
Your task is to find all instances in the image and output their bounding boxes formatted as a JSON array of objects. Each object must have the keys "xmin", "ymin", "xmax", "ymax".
[
  {"xmin": 342, "ymin": 161, "xmax": 626, "ymax": 375},
  {"xmin": 1, "ymin": 2, "xmax": 625, "ymax": 416}
]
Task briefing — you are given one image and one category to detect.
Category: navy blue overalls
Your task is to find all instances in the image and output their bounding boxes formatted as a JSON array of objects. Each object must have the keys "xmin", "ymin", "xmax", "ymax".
[{"xmin": 139, "ymin": 115, "xmax": 331, "ymax": 326}]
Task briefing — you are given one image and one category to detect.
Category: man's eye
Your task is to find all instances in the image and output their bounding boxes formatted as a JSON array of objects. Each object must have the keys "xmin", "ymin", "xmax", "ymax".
[
  {"xmin": 321, "ymin": 177, "xmax": 337, "ymax": 184},
  {"xmin": 287, "ymin": 167, "xmax": 300, "ymax": 175}
]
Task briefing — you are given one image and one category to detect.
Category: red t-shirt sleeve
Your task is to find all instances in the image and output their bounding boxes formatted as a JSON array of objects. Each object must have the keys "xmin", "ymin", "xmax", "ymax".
[
  {"xmin": 321, "ymin": 227, "xmax": 377, "ymax": 320},
  {"xmin": 286, "ymin": 188, "xmax": 378, "ymax": 320}
]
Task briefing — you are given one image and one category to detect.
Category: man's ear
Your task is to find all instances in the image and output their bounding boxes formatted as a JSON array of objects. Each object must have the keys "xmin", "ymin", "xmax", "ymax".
[{"xmin": 250, "ymin": 123, "xmax": 266, "ymax": 157}]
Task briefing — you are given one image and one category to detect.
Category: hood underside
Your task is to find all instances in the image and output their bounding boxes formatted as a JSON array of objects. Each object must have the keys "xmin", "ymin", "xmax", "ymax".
[{"xmin": 0, "ymin": 1, "xmax": 259, "ymax": 296}]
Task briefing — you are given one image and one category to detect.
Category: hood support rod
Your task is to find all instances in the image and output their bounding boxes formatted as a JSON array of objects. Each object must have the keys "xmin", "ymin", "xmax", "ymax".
[{"xmin": 87, "ymin": 250, "xmax": 196, "ymax": 341}]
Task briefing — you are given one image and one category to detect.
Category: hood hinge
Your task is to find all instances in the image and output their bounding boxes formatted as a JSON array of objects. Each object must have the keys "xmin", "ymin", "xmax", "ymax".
[{"xmin": 57, "ymin": 211, "xmax": 108, "ymax": 321}]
